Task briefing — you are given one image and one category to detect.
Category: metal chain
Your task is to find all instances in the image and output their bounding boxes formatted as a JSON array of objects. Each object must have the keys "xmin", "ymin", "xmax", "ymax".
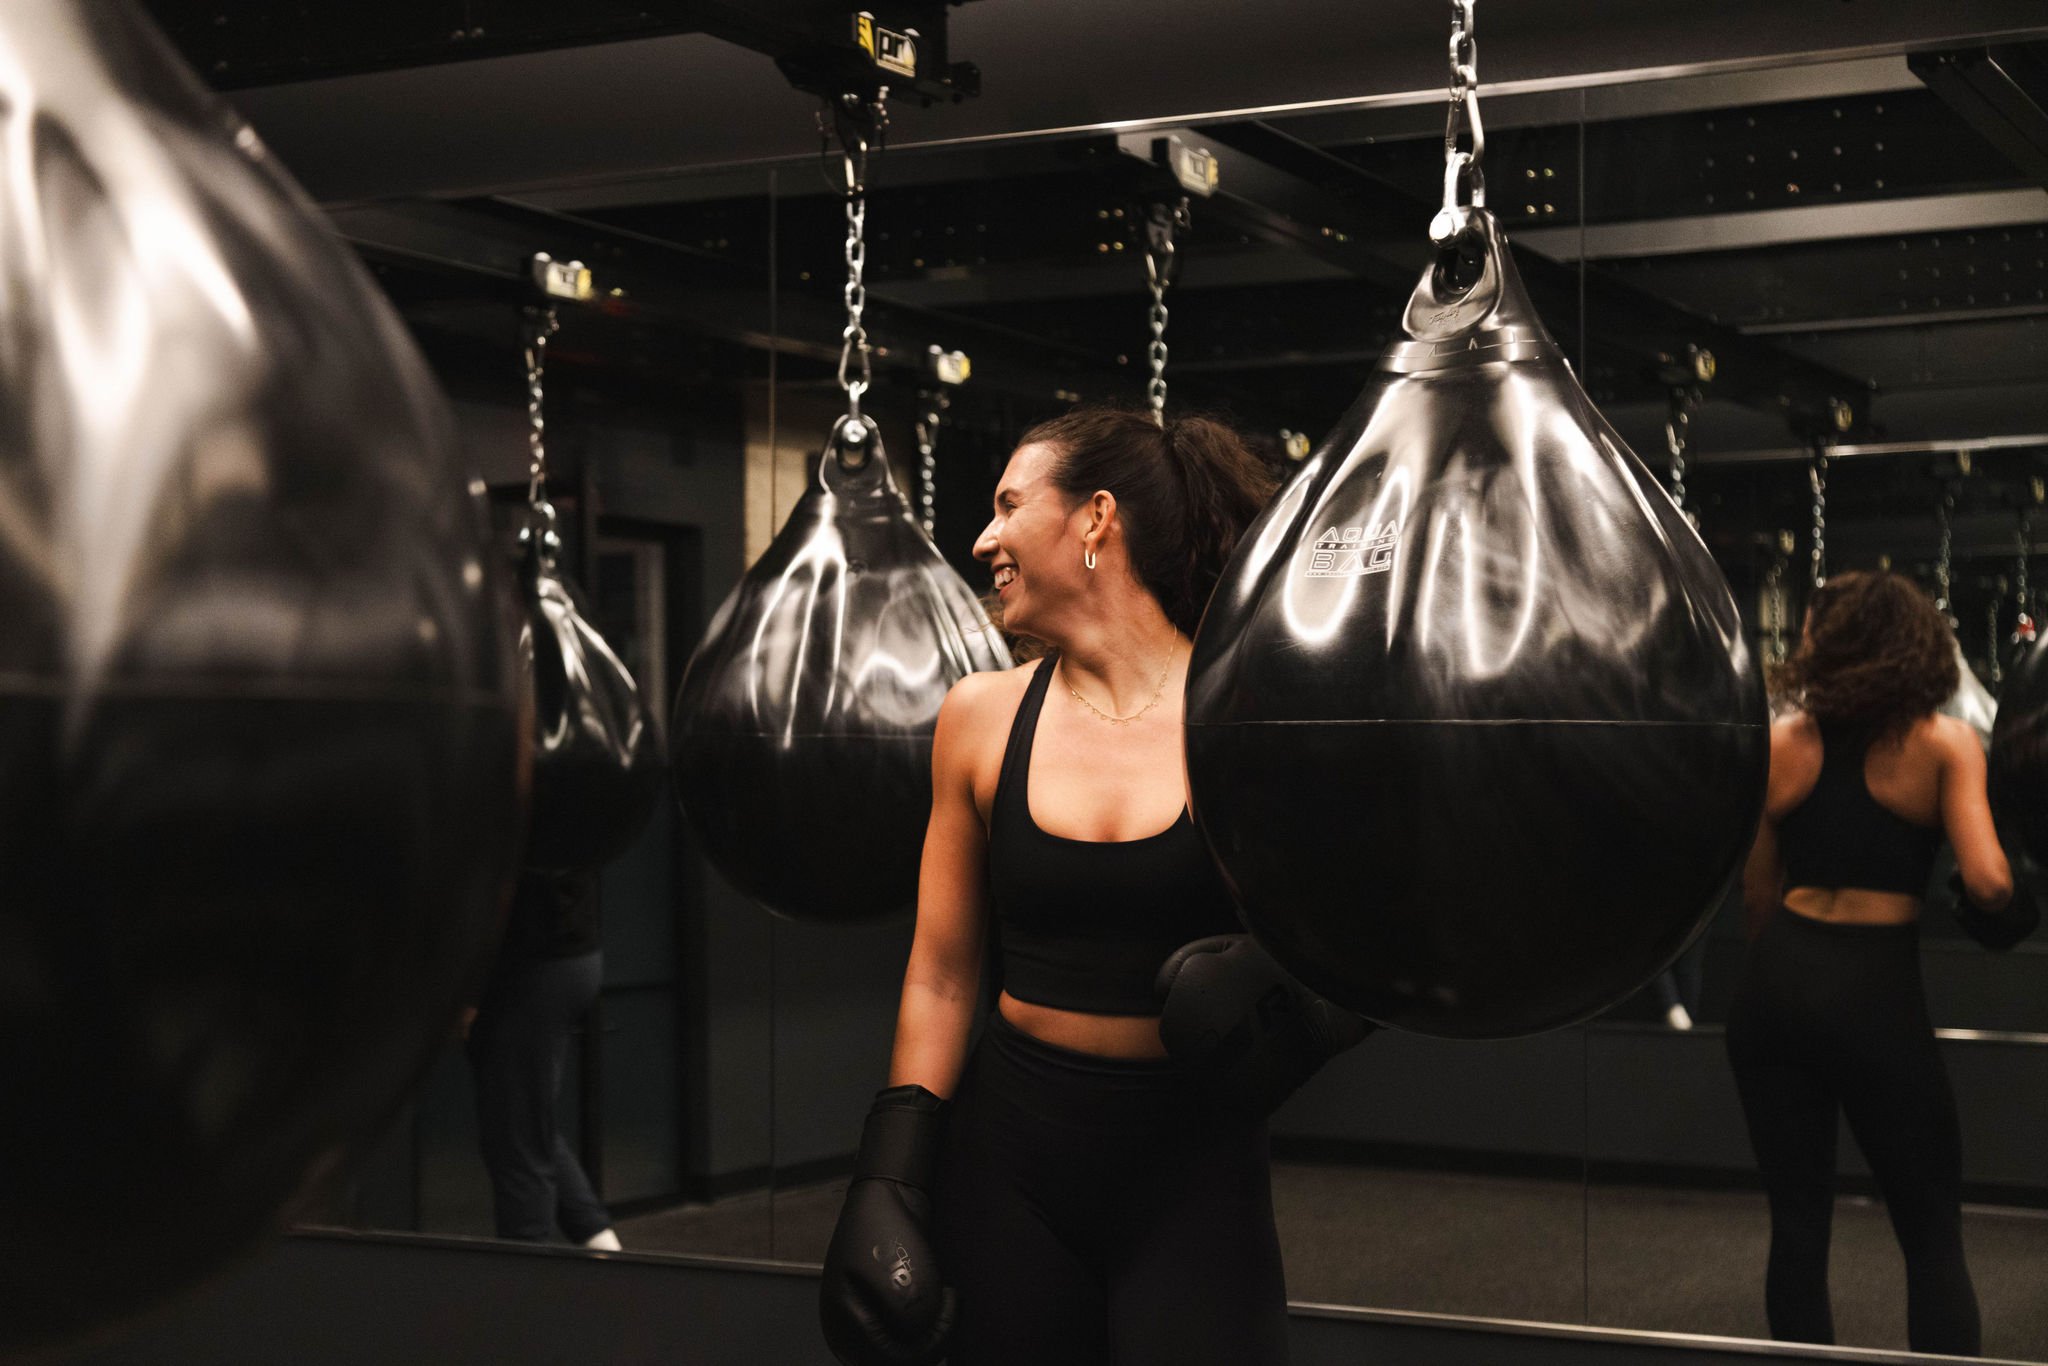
[
  {"xmin": 914, "ymin": 386, "xmax": 949, "ymax": 538},
  {"xmin": 1934, "ymin": 487, "xmax": 1956, "ymax": 623},
  {"xmin": 1144, "ymin": 197, "xmax": 1189, "ymax": 424},
  {"xmin": 522, "ymin": 305, "xmax": 561, "ymax": 559},
  {"xmin": 1762, "ymin": 558, "xmax": 1788, "ymax": 665},
  {"xmin": 1430, "ymin": 0, "xmax": 1486, "ymax": 243},
  {"xmin": 825, "ymin": 90, "xmax": 889, "ymax": 430},
  {"xmin": 1664, "ymin": 385, "xmax": 1700, "ymax": 527},
  {"xmin": 1808, "ymin": 441, "xmax": 1830, "ymax": 588},
  {"xmin": 1991, "ymin": 588, "xmax": 2006, "ymax": 687},
  {"xmin": 2016, "ymin": 504, "xmax": 2036, "ymax": 645}
]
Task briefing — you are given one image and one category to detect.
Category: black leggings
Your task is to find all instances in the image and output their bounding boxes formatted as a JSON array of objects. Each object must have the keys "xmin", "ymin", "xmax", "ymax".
[
  {"xmin": 1725, "ymin": 907, "xmax": 1979, "ymax": 1355},
  {"xmin": 933, "ymin": 1012, "xmax": 1290, "ymax": 1366}
]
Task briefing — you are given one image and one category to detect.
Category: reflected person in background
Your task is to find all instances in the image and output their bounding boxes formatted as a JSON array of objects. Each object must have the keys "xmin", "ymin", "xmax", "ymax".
[
  {"xmin": 465, "ymin": 868, "xmax": 622, "ymax": 1251},
  {"xmin": 1728, "ymin": 571, "xmax": 2013, "ymax": 1355}
]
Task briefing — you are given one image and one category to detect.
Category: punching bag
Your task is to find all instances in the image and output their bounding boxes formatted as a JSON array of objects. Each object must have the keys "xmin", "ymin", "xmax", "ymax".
[
  {"xmin": 1991, "ymin": 640, "xmax": 2048, "ymax": 865},
  {"xmin": 519, "ymin": 525, "xmax": 664, "ymax": 871},
  {"xmin": 671, "ymin": 419, "xmax": 1010, "ymax": 922},
  {"xmin": 1185, "ymin": 209, "xmax": 1768, "ymax": 1038},
  {"xmin": 1939, "ymin": 637, "xmax": 1997, "ymax": 748},
  {"xmin": 0, "ymin": 3, "xmax": 525, "ymax": 1352}
]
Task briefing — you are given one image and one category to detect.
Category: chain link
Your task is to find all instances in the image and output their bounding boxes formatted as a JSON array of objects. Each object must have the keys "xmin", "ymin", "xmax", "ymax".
[
  {"xmin": 1664, "ymin": 385, "xmax": 1700, "ymax": 527},
  {"xmin": 824, "ymin": 90, "xmax": 889, "ymax": 426},
  {"xmin": 1144, "ymin": 197, "xmax": 1189, "ymax": 424},
  {"xmin": 1431, "ymin": 0, "xmax": 1486, "ymax": 243},
  {"xmin": 521, "ymin": 305, "xmax": 562, "ymax": 558},
  {"xmin": 1761, "ymin": 557, "xmax": 1788, "ymax": 665},
  {"xmin": 1808, "ymin": 442, "xmax": 1830, "ymax": 588},
  {"xmin": 1934, "ymin": 487, "xmax": 1956, "ymax": 623},
  {"xmin": 2016, "ymin": 504, "xmax": 2036, "ymax": 645},
  {"xmin": 1991, "ymin": 590, "xmax": 2006, "ymax": 687},
  {"xmin": 914, "ymin": 386, "xmax": 949, "ymax": 538}
]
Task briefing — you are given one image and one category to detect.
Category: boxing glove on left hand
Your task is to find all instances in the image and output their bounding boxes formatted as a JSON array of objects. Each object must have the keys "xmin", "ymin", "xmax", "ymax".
[
  {"xmin": 819, "ymin": 1085, "xmax": 956, "ymax": 1366},
  {"xmin": 1156, "ymin": 934, "xmax": 1375, "ymax": 1116}
]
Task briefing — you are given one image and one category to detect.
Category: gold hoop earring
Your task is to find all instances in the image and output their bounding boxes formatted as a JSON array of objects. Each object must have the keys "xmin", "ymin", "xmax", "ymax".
[{"xmin": 1084, "ymin": 547, "xmax": 1097, "ymax": 571}]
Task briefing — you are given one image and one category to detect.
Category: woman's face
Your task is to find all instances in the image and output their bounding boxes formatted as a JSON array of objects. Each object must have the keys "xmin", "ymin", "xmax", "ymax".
[{"xmin": 974, "ymin": 441, "xmax": 1085, "ymax": 640}]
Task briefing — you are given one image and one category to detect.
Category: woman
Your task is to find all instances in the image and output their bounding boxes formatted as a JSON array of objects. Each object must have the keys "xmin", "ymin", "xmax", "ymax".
[
  {"xmin": 818, "ymin": 406, "xmax": 1325, "ymax": 1366},
  {"xmin": 1728, "ymin": 570, "xmax": 2013, "ymax": 1356}
]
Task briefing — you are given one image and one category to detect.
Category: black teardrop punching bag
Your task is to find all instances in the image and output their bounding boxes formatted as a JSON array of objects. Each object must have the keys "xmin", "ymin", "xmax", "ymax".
[
  {"xmin": 520, "ymin": 523, "xmax": 664, "ymax": 871},
  {"xmin": 1186, "ymin": 209, "xmax": 1768, "ymax": 1038},
  {"xmin": 0, "ymin": 3, "xmax": 526, "ymax": 1351},
  {"xmin": 672, "ymin": 420, "xmax": 1010, "ymax": 922},
  {"xmin": 1991, "ymin": 641, "xmax": 2048, "ymax": 865}
]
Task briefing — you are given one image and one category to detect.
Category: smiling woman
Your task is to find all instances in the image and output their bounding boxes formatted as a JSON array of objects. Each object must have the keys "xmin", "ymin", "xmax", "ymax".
[{"xmin": 816, "ymin": 403, "xmax": 1371, "ymax": 1366}]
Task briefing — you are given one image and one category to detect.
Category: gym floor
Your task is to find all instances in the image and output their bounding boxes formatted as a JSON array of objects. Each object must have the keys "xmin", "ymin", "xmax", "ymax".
[{"xmin": 619, "ymin": 1163, "xmax": 2048, "ymax": 1361}]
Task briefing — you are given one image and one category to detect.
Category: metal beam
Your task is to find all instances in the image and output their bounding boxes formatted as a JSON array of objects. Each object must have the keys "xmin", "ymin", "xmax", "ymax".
[
  {"xmin": 328, "ymin": 197, "xmax": 1131, "ymax": 404},
  {"xmin": 1513, "ymin": 189, "xmax": 2048, "ymax": 262},
  {"xmin": 1141, "ymin": 121, "xmax": 1872, "ymax": 434},
  {"xmin": 1913, "ymin": 41, "xmax": 2048, "ymax": 187},
  {"xmin": 1697, "ymin": 432, "xmax": 2048, "ymax": 465},
  {"xmin": 142, "ymin": 0, "xmax": 980, "ymax": 101}
]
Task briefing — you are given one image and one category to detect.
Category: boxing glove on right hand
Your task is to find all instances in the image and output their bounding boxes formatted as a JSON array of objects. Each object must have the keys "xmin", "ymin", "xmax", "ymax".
[
  {"xmin": 819, "ymin": 1085, "xmax": 956, "ymax": 1366},
  {"xmin": 1156, "ymin": 933, "xmax": 1375, "ymax": 1116},
  {"xmin": 1947, "ymin": 859, "xmax": 2042, "ymax": 953}
]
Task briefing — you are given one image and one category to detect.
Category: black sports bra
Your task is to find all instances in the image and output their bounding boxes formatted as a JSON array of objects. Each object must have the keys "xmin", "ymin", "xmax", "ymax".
[
  {"xmin": 985, "ymin": 654, "xmax": 1241, "ymax": 1015},
  {"xmin": 1779, "ymin": 721, "xmax": 1943, "ymax": 896}
]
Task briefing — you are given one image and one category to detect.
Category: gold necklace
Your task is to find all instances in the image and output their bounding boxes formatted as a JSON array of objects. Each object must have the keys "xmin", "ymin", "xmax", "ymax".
[{"xmin": 1061, "ymin": 642, "xmax": 1177, "ymax": 725}]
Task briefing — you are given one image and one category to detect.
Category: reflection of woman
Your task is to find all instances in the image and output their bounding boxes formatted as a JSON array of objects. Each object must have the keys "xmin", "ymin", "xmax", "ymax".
[
  {"xmin": 466, "ymin": 868, "xmax": 621, "ymax": 1251},
  {"xmin": 818, "ymin": 407, "xmax": 1323, "ymax": 1365},
  {"xmin": 1728, "ymin": 571, "xmax": 2012, "ymax": 1355}
]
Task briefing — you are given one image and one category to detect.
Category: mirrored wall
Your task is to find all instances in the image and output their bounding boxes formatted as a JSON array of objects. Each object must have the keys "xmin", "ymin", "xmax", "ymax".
[{"xmin": 294, "ymin": 32, "xmax": 2048, "ymax": 1366}]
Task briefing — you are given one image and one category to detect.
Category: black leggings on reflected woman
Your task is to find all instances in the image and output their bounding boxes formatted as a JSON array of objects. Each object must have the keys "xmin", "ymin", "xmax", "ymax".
[{"xmin": 1726, "ymin": 906, "xmax": 1979, "ymax": 1356}]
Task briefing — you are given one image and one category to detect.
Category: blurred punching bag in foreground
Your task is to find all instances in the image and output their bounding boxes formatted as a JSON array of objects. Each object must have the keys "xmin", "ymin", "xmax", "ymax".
[
  {"xmin": 672, "ymin": 419, "xmax": 1010, "ymax": 922},
  {"xmin": 0, "ymin": 2, "xmax": 527, "ymax": 1351},
  {"xmin": 1185, "ymin": 208, "xmax": 1768, "ymax": 1038}
]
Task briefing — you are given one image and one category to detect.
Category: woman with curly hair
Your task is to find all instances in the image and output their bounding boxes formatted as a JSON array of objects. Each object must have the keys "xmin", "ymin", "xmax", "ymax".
[{"xmin": 1728, "ymin": 570, "xmax": 2014, "ymax": 1355}]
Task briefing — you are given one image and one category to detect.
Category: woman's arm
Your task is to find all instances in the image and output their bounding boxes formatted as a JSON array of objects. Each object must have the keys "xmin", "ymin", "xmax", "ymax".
[
  {"xmin": 887, "ymin": 676, "xmax": 995, "ymax": 1097},
  {"xmin": 1937, "ymin": 721, "xmax": 2014, "ymax": 911}
]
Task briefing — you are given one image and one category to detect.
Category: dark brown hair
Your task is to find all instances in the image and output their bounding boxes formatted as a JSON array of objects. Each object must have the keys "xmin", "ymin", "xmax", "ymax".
[
  {"xmin": 1774, "ymin": 570, "xmax": 1959, "ymax": 741},
  {"xmin": 1016, "ymin": 405, "xmax": 1278, "ymax": 638}
]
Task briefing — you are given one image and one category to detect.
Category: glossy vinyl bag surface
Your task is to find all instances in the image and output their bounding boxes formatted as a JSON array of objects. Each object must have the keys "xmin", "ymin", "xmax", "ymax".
[
  {"xmin": 1185, "ymin": 210, "xmax": 1768, "ymax": 1039},
  {"xmin": 671, "ymin": 426, "xmax": 1010, "ymax": 923},
  {"xmin": 0, "ymin": 3, "xmax": 526, "ymax": 1349},
  {"xmin": 1991, "ymin": 640, "xmax": 2048, "ymax": 865},
  {"xmin": 1939, "ymin": 637, "xmax": 1997, "ymax": 748},
  {"xmin": 521, "ymin": 546, "xmax": 663, "ymax": 871}
]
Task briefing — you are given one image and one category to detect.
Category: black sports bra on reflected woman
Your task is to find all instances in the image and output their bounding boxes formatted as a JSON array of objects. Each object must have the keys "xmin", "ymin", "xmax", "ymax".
[
  {"xmin": 985, "ymin": 654, "xmax": 1241, "ymax": 1016},
  {"xmin": 1779, "ymin": 721, "xmax": 1943, "ymax": 896}
]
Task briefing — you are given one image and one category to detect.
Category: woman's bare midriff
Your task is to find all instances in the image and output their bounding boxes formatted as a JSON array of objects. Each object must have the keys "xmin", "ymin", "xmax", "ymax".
[
  {"xmin": 1784, "ymin": 886, "xmax": 1921, "ymax": 926},
  {"xmin": 998, "ymin": 991, "xmax": 1169, "ymax": 1059}
]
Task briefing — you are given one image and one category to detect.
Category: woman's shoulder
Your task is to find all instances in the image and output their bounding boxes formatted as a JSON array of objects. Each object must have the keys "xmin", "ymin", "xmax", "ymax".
[
  {"xmin": 1910, "ymin": 712, "xmax": 1981, "ymax": 763},
  {"xmin": 938, "ymin": 657, "xmax": 1044, "ymax": 730}
]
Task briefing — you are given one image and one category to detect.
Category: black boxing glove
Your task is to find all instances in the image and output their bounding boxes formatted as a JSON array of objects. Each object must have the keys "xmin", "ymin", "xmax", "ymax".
[
  {"xmin": 1947, "ymin": 860, "xmax": 2042, "ymax": 953},
  {"xmin": 1155, "ymin": 934, "xmax": 1376, "ymax": 1115},
  {"xmin": 819, "ymin": 1085, "xmax": 956, "ymax": 1366}
]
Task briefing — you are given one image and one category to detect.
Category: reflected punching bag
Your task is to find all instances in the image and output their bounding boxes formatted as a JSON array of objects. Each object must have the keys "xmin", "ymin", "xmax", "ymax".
[
  {"xmin": 1992, "ymin": 640, "xmax": 2048, "ymax": 865},
  {"xmin": 519, "ymin": 523, "xmax": 664, "ymax": 870},
  {"xmin": 1185, "ymin": 209, "xmax": 1768, "ymax": 1038},
  {"xmin": 1940, "ymin": 638, "xmax": 1997, "ymax": 748},
  {"xmin": 671, "ymin": 420, "xmax": 1010, "ymax": 922},
  {"xmin": 511, "ymin": 314, "xmax": 662, "ymax": 873},
  {"xmin": 0, "ymin": 3, "xmax": 525, "ymax": 1352}
]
